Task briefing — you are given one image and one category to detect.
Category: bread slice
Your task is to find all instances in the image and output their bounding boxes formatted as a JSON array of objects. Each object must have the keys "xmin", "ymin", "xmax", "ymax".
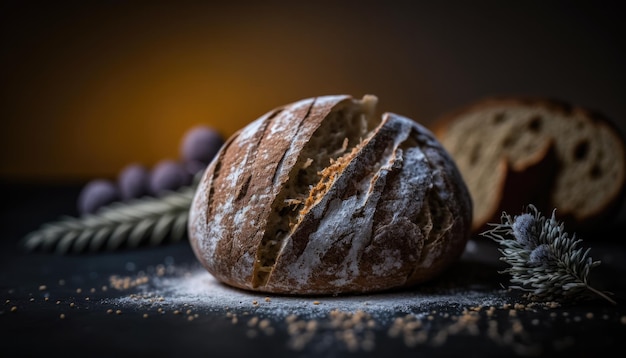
[{"xmin": 431, "ymin": 97, "xmax": 626, "ymax": 234}]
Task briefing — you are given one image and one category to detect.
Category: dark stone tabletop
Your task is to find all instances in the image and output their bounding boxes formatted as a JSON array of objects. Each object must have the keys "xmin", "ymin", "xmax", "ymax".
[{"xmin": 1, "ymin": 180, "xmax": 625, "ymax": 358}]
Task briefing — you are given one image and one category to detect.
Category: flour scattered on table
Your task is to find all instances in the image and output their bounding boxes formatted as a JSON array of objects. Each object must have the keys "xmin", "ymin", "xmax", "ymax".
[
  {"xmin": 111, "ymin": 265, "xmax": 508, "ymax": 317},
  {"xmin": 4, "ymin": 241, "xmax": 624, "ymax": 357},
  {"xmin": 98, "ymin": 259, "xmax": 562, "ymax": 356}
]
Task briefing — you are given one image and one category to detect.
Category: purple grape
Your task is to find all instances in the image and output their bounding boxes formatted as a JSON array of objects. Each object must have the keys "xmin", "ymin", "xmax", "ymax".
[
  {"xmin": 180, "ymin": 125, "xmax": 224, "ymax": 165},
  {"xmin": 149, "ymin": 160, "xmax": 190, "ymax": 196},
  {"xmin": 77, "ymin": 179, "xmax": 120, "ymax": 216},
  {"xmin": 117, "ymin": 163, "xmax": 150, "ymax": 200},
  {"xmin": 184, "ymin": 159, "xmax": 207, "ymax": 177}
]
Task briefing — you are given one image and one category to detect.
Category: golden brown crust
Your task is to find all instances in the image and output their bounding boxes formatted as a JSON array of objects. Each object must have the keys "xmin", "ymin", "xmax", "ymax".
[{"xmin": 189, "ymin": 95, "xmax": 472, "ymax": 295}]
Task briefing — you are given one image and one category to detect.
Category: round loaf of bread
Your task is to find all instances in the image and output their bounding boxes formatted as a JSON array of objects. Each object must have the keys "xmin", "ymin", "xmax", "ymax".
[
  {"xmin": 431, "ymin": 96, "xmax": 626, "ymax": 234},
  {"xmin": 188, "ymin": 94, "xmax": 472, "ymax": 295}
]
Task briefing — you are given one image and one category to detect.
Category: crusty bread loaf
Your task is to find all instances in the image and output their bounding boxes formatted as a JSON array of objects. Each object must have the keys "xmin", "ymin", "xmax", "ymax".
[
  {"xmin": 431, "ymin": 96, "xmax": 626, "ymax": 234},
  {"xmin": 188, "ymin": 94, "xmax": 472, "ymax": 295}
]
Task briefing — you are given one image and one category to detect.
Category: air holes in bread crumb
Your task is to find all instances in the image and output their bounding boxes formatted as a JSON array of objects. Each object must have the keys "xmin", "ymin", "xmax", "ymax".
[
  {"xmin": 527, "ymin": 116, "xmax": 542, "ymax": 132},
  {"xmin": 502, "ymin": 136, "xmax": 514, "ymax": 148},
  {"xmin": 590, "ymin": 164, "xmax": 602, "ymax": 180},
  {"xmin": 493, "ymin": 113, "xmax": 506, "ymax": 124},
  {"xmin": 573, "ymin": 140, "xmax": 589, "ymax": 161},
  {"xmin": 469, "ymin": 144, "xmax": 481, "ymax": 166}
]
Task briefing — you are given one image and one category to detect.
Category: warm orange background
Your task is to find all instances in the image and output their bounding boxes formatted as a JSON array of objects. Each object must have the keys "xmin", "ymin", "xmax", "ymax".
[{"xmin": 1, "ymin": 1, "xmax": 625, "ymax": 182}]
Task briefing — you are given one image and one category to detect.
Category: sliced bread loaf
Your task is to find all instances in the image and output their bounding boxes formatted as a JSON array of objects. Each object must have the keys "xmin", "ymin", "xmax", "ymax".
[{"xmin": 431, "ymin": 97, "xmax": 626, "ymax": 234}]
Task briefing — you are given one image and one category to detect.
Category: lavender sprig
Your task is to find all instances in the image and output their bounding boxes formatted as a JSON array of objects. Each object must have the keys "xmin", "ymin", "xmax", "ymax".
[{"xmin": 480, "ymin": 204, "xmax": 615, "ymax": 305}]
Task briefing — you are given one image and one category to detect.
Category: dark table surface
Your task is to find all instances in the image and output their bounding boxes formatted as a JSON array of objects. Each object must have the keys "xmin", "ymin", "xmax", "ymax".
[{"xmin": 1, "ymin": 180, "xmax": 625, "ymax": 358}]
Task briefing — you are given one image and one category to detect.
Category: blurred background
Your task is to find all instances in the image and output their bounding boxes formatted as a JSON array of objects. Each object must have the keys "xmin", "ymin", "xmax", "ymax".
[{"xmin": 1, "ymin": 0, "xmax": 625, "ymax": 182}]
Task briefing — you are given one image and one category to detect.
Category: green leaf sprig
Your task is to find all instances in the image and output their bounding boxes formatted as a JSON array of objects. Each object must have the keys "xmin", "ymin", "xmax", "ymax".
[
  {"xmin": 20, "ymin": 184, "xmax": 196, "ymax": 255},
  {"xmin": 480, "ymin": 204, "xmax": 615, "ymax": 305}
]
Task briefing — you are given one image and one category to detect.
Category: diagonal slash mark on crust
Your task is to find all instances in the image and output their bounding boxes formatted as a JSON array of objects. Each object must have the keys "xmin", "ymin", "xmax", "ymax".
[
  {"xmin": 237, "ymin": 108, "xmax": 284, "ymax": 201},
  {"xmin": 252, "ymin": 99, "xmax": 317, "ymax": 288},
  {"xmin": 204, "ymin": 134, "xmax": 236, "ymax": 224},
  {"xmin": 271, "ymin": 101, "xmax": 315, "ymax": 187},
  {"xmin": 253, "ymin": 96, "xmax": 378, "ymax": 289},
  {"xmin": 201, "ymin": 107, "xmax": 284, "ymax": 269}
]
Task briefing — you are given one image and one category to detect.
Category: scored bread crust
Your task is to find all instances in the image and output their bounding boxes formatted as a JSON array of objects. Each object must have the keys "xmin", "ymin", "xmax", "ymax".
[
  {"xmin": 188, "ymin": 94, "xmax": 473, "ymax": 295},
  {"xmin": 431, "ymin": 96, "xmax": 626, "ymax": 234}
]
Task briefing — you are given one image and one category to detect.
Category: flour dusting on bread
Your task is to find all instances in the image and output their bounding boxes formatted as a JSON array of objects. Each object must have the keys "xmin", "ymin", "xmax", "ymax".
[{"xmin": 189, "ymin": 94, "xmax": 472, "ymax": 295}]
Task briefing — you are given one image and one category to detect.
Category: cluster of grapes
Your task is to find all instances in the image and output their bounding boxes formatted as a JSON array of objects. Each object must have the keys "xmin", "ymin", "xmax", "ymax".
[{"xmin": 77, "ymin": 125, "xmax": 225, "ymax": 216}]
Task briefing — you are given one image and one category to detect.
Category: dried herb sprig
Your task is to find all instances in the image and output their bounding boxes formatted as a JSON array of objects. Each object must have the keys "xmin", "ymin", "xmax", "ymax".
[
  {"xmin": 20, "ymin": 184, "xmax": 197, "ymax": 255},
  {"xmin": 481, "ymin": 204, "xmax": 615, "ymax": 305}
]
